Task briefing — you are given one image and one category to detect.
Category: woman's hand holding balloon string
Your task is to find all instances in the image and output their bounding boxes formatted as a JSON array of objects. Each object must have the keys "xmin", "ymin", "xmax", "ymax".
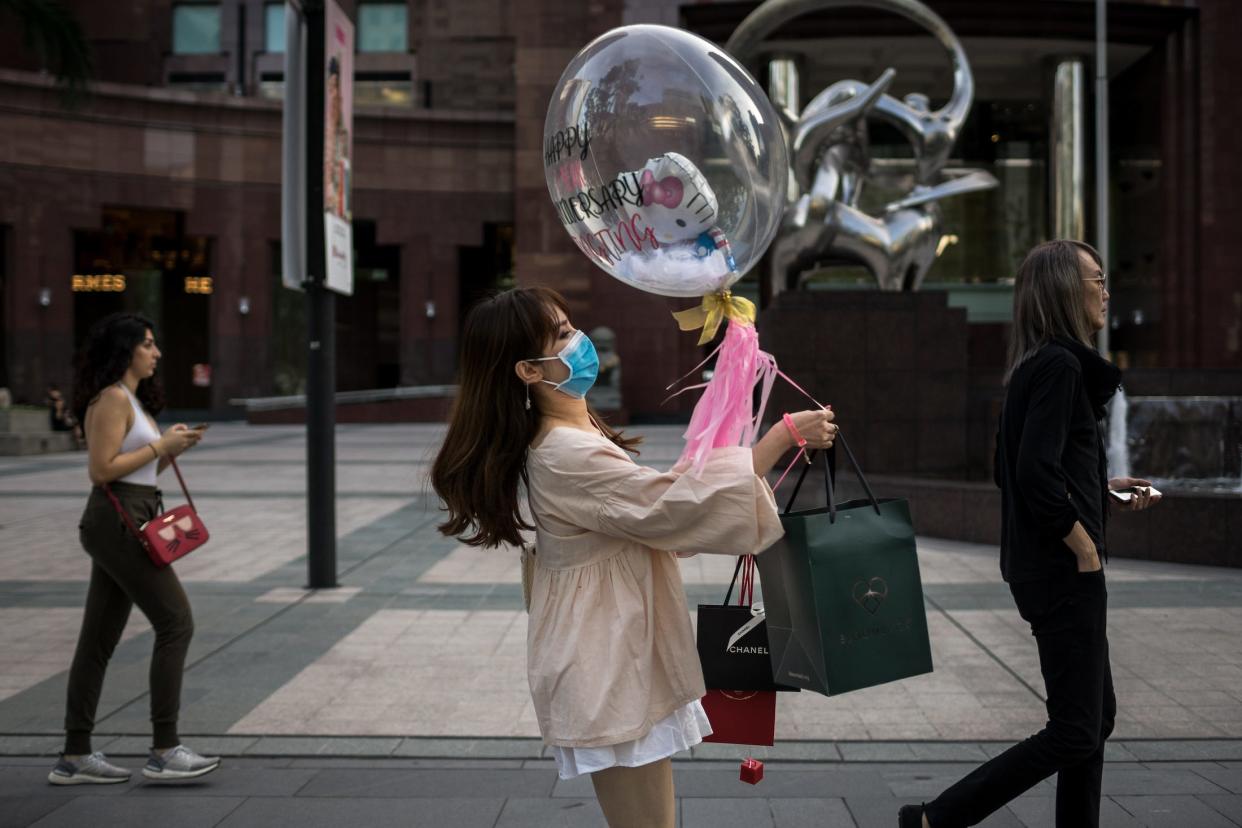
[
  {"xmin": 752, "ymin": 408, "xmax": 837, "ymax": 477},
  {"xmin": 787, "ymin": 409, "xmax": 837, "ymax": 450}
]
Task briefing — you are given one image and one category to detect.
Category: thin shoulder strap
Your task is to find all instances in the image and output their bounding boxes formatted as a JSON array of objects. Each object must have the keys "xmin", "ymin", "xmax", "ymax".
[
  {"xmin": 117, "ymin": 382, "xmax": 145, "ymax": 417},
  {"xmin": 169, "ymin": 457, "xmax": 195, "ymax": 512}
]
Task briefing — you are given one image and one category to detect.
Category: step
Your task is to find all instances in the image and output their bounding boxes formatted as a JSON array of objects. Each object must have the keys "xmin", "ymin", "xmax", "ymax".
[
  {"xmin": 0, "ymin": 408, "xmax": 54, "ymax": 434},
  {"xmin": 0, "ymin": 431, "xmax": 76, "ymax": 456}
]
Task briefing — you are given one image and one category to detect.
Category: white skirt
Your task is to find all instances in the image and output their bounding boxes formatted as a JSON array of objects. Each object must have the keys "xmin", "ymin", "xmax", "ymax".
[{"xmin": 550, "ymin": 700, "xmax": 713, "ymax": 780}]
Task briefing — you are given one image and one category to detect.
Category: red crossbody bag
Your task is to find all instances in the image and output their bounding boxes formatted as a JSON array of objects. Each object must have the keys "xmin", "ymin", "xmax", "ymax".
[{"xmin": 104, "ymin": 457, "xmax": 209, "ymax": 568}]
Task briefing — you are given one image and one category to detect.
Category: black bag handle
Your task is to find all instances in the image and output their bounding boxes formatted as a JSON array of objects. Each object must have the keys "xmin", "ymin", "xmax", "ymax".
[
  {"xmin": 783, "ymin": 444, "xmax": 833, "ymax": 516},
  {"xmin": 781, "ymin": 433, "xmax": 881, "ymax": 521},
  {"xmin": 722, "ymin": 555, "xmax": 745, "ymax": 606}
]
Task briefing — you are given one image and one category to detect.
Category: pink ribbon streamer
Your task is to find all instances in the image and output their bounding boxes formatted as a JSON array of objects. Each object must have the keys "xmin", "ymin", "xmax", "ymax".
[
  {"xmin": 674, "ymin": 321, "xmax": 779, "ymax": 474},
  {"xmin": 670, "ymin": 320, "xmax": 833, "ymax": 482}
]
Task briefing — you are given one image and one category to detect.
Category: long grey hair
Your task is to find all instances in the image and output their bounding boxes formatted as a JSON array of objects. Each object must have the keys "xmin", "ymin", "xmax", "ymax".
[{"xmin": 1004, "ymin": 240, "xmax": 1101, "ymax": 385}]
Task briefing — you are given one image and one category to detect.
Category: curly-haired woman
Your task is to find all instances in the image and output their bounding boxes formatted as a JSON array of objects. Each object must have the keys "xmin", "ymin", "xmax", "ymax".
[{"xmin": 49, "ymin": 312, "xmax": 219, "ymax": 785}]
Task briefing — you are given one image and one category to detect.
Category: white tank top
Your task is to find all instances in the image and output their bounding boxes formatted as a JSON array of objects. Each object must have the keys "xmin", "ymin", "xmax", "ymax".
[{"xmin": 117, "ymin": 384, "xmax": 160, "ymax": 486}]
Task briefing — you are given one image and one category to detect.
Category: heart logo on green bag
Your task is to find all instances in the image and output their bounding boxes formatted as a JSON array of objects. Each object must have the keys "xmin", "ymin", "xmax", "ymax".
[{"xmin": 852, "ymin": 577, "xmax": 888, "ymax": 615}]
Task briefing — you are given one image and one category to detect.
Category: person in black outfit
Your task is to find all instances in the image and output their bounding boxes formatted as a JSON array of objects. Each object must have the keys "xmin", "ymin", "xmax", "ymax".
[
  {"xmin": 46, "ymin": 383, "xmax": 84, "ymax": 447},
  {"xmin": 900, "ymin": 240, "xmax": 1161, "ymax": 828}
]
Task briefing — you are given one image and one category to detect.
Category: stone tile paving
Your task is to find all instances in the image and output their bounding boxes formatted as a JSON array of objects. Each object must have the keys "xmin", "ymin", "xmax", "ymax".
[
  {"xmin": 2, "ymin": 424, "xmax": 1242, "ymax": 824},
  {"xmin": 3, "ymin": 755, "xmax": 1240, "ymax": 826},
  {"xmin": 0, "ymin": 608, "xmax": 149, "ymax": 703}
]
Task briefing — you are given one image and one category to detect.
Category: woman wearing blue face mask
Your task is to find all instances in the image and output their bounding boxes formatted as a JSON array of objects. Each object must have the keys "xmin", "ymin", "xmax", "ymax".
[{"xmin": 431, "ymin": 286, "xmax": 836, "ymax": 827}]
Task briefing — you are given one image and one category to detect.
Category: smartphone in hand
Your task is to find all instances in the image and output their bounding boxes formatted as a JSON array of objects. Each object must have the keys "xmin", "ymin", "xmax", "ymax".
[
  {"xmin": 1109, "ymin": 485, "xmax": 1161, "ymax": 504},
  {"xmin": 190, "ymin": 423, "xmax": 211, "ymax": 432}
]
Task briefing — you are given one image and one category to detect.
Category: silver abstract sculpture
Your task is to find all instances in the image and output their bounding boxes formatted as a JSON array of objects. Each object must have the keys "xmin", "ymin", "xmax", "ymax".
[{"xmin": 726, "ymin": 0, "xmax": 999, "ymax": 292}]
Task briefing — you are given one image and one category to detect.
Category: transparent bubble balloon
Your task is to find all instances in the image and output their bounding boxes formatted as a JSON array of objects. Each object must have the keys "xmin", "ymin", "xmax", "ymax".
[{"xmin": 544, "ymin": 25, "xmax": 788, "ymax": 299}]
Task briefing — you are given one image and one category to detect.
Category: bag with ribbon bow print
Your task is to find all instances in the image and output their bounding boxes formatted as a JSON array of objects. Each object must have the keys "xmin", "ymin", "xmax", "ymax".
[
  {"xmin": 696, "ymin": 556, "xmax": 798, "ymax": 693},
  {"xmin": 696, "ymin": 554, "xmax": 795, "ymax": 747},
  {"xmin": 104, "ymin": 457, "xmax": 210, "ymax": 568}
]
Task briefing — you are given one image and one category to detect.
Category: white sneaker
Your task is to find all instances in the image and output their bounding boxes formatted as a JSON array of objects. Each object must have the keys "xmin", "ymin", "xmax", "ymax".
[
  {"xmin": 47, "ymin": 752, "xmax": 131, "ymax": 785},
  {"xmin": 141, "ymin": 744, "xmax": 221, "ymax": 781}
]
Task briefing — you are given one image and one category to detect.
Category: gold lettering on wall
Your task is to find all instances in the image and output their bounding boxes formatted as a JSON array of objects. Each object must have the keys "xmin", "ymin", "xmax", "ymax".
[
  {"xmin": 71, "ymin": 274, "xmax": 127, "ymax": 292},
  {"xmin": 184, "ymin": 277, "xmax": 214, "ymax": 294}
]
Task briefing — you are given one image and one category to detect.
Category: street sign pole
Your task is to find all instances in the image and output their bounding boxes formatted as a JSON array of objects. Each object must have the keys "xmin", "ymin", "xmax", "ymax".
[
  {"xmin": 303, "ymin": 0, "xmax": 337, "ymax": 589},
  {"xmin": 283, "ymin": 0, "xmax": 338, "ymax": 589}
]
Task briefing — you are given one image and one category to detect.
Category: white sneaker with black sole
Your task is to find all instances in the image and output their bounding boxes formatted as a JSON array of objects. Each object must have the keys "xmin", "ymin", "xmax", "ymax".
[
  {"xmin": 47, "ymin": 752, "xmax": 132, "ymax": 785},
  {"xmin": 142, "ymin": 744, "xmax": 221, "ymax": 781}
]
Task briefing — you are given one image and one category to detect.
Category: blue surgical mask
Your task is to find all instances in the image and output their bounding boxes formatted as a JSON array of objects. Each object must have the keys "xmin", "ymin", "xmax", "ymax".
[{"xmin": 528, "ymin": 330, "xmax": 599, "ymax": 399}]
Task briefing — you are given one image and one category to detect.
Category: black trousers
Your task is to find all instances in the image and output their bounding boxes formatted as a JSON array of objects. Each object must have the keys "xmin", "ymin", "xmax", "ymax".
[
  {"xmin": 63, "ymin": 482, "xmax": 195, "ymax": 755},
  {"xmin": 924, "ymin": 569, "xmax": 1116, "ymax": 828}
]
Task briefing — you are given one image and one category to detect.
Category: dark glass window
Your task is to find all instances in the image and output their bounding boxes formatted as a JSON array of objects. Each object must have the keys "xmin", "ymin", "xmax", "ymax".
[
  {"xmin": 265, "ymin": 3, "xmax": 285, "ymax": 53},
  {"xmin": 358, "ymin": 3, "xmax": 407, "ymax": 53},
  {"xmin": 172, "ymin": 4, "xmax": 221, "ymax": 55}
]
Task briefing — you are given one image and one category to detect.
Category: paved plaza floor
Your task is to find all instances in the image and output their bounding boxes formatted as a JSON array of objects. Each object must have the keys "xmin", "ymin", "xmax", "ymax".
[{"xmin": 2, "ymin": 423, "xmax": 1241, "ymax": 826}]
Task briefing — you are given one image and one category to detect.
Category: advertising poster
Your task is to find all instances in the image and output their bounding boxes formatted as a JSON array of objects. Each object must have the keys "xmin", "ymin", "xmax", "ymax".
[{"xmin": 323, "ymin": 0, "xmax": 354, "ymax": 295}]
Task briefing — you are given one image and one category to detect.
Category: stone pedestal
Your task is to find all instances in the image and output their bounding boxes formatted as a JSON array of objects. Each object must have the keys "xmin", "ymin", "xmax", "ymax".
[
  {"xmin": 0, "ymin": 408, "xmax": 74, "ymax": 455},
  {"xmin": 759, "ymin": 290, "xmax": 970, "ymax": 477}
]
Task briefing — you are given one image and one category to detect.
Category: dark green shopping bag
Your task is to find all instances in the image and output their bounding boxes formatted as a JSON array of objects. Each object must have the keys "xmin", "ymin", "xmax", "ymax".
[{"xmin": 755, "ymin": 438, "xmax": 933, "ymax": 696}]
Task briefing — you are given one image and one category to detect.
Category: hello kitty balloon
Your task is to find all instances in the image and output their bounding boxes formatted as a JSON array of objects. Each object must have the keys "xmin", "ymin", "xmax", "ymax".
[
  {"xmin": 614, "ymin": 152, "xmax": 738, "ymax": 296},
  {"xmin": 544, "ymin": 25, "xmax": 787, "ymax": 299}
]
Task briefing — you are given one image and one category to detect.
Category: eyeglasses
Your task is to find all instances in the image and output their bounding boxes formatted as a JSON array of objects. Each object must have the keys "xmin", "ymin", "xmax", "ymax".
[{"xmin": 1082, "ymin": 275, "xmax": 1108, "ymax": 292}]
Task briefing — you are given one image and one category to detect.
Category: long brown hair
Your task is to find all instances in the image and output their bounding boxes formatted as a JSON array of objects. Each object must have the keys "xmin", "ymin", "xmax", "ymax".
[
  {"xmin": 1004, "ymin": 239, "xmax": 1100, "ymax": 385},
  {"xmin": 431, "ymin": 286, "xmax": 639, "ymax": 547},
  {"xmin": 73, "ymin": 312, "xmax": 165, "ymax": 425}
]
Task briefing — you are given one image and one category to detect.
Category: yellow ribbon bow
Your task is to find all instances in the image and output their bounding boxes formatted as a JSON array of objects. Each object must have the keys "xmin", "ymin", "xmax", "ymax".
[{"xmin": 671, "ymin": 290, "xmax": 757, "ymax": 346}]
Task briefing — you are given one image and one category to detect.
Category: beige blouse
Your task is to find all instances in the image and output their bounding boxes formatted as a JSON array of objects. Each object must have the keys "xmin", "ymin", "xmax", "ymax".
[{"xmin": 524, "ymin": 427, "xmax": 783, "ymax": 748}]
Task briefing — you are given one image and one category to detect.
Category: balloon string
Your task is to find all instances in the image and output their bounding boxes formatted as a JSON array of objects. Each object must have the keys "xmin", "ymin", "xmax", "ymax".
[{"xmin": 665, "ymin": 341, "xmax": 725, "ymax": 393}]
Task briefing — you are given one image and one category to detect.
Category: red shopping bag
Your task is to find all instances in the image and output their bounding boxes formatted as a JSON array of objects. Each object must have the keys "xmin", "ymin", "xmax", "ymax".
[{"xmin": 701, "ymin": 689, "xmax": 776, "ymax": 746}]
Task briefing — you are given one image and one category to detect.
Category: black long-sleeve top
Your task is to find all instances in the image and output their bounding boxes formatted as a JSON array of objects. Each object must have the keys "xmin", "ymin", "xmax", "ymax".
[{"xmin": 994, "ymin": 338, "xmax": 1121, "ymax": 583}]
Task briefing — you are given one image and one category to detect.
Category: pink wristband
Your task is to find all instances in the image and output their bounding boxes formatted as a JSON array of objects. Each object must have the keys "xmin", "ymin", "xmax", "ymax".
[{"xmin": 781, "ymin": 413, "xmax": 807, "ymax": 449}]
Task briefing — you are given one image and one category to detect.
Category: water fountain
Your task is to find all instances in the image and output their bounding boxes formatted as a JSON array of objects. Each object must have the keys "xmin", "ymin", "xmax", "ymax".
[
  {"xmin": 1105, "ymin": 390, "xmax": 1242, "ymax": 567},
  {"xmin": 1107, "ymin": 389, "xmax": 1130, "ymax": 481},
  {"xmin": 1109, "ymin": 391, "xmax": 1242, "ymax": 493}
]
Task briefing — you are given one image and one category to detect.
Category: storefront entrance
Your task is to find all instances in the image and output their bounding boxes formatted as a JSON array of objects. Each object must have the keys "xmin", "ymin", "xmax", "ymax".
[{"xmin": 73, "ymin": 207, "xmax": 213, "ymax": 410}]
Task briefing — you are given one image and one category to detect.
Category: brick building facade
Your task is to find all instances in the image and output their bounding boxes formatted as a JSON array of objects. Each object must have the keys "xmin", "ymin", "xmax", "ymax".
[{"xmin": 0, "ymin": 0, "xmax": 1238, "ymax": 419}]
